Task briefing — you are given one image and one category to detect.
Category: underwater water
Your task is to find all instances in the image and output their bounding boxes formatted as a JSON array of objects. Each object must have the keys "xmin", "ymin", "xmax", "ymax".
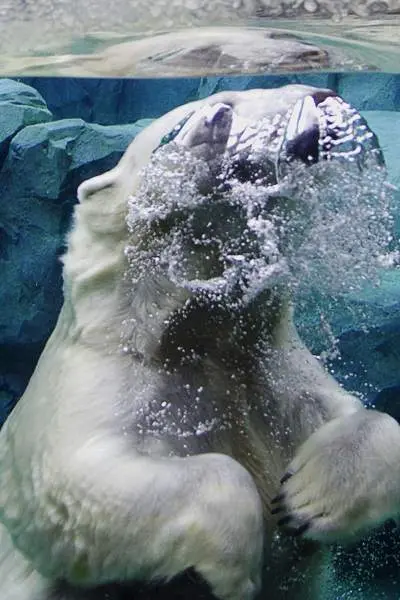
[{"xmin": 1, "ymin": 6, "xmax": 400, "ymax": 600}]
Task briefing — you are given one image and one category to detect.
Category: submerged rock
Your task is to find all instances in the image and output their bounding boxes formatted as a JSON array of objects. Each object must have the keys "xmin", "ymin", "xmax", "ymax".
[
  {"xmin": 18, "ymin": 74, "xmax": 400, "ymax": 129},
  {"xmin": 0, "ymin": 78, "xmax": 52, "ymax": 169}
]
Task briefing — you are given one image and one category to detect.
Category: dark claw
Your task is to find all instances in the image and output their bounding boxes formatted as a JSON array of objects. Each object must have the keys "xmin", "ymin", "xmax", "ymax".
[
  {"xmin": 271, "ymin": 492, "xmax": 285, "ymax": 505},
  {"xmin": 280, "ymin": 470, "xmax": 294, "ymax": 485},
  {"xmin": 278, "ymin": 515, "xmax": 293, "ymax": 527},
  {"xmin": 292, "ymin": 522, "xmax": 310, "ymax": 537},
  {"xmin": 270, "ymin": 506, "xmax": 284, "ymax": 515}
]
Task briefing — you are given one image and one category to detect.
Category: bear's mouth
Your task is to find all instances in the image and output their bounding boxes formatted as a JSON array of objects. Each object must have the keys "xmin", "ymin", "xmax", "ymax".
[
  {"xmin": 126, "ymin": 92, "xmax": 391, "ymax": 304},
  {"xmin": 156, "ymin": 90, "xmax": 384, "ymax": 187}
]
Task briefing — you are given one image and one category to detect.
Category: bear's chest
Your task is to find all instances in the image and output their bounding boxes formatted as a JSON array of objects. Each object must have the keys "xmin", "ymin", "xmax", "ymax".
[{"xmin": 117, "ymin": 357, "xmax": 290, "ymax": 500}]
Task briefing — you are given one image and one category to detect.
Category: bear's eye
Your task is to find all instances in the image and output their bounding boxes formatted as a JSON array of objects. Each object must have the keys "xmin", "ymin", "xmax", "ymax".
[{"xmin": 155, "ymin": 111, "xmax": 195, "ymax": 151}]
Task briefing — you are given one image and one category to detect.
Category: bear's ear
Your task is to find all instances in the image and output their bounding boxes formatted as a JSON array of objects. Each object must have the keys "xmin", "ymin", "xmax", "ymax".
[
  {"xmin": 76, "ymin": 129, "xmax": 149, "ymax": 209},
  {"xmin": 77, "ymin": 167, "xmax": 120, "ymax": 204},
  {"xmin": 74, "ymin": 165, "xmax": 128, "ymax": 238}
]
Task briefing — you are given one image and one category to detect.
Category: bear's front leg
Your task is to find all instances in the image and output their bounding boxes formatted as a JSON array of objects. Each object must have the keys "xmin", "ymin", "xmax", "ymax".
[
  {"xmin": 273, "ymin": 409, "xmax": 400, "ymax": 542},
  {"xmin": 0, "ymin": 428, "xmax": 264, "ymax": 600}
]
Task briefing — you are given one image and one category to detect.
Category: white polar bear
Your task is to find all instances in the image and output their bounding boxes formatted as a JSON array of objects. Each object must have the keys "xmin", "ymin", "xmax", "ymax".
[{"xmin": 0, "ymin": 85, "xmax": 399, "ymax": 600}]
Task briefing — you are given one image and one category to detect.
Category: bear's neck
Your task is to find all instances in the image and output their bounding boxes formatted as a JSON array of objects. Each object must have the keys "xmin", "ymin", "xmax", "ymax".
[{"xmin": 119, "ymin": 273, "xmax": 291, "ymax": 367}]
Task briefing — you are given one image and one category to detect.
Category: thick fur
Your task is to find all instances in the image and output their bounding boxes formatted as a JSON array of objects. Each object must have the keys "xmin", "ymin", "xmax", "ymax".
[{"xmin": 1, "ymin": 86, "xmax": 400, "ymax": 600}]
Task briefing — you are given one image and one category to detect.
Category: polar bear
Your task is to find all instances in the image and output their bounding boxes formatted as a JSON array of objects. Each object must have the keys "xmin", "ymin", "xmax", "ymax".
[{"xmin": 0, "ymin": 85, "xmax": 399, "ymax": 600}]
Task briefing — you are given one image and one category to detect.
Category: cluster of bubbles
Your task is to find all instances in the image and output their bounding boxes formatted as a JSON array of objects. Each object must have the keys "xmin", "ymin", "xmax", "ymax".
[
  {"xmin": 126, "ymin": 105, "xmax": 394, "ymax": 312},
  {"xmin": 126, "ymin": 142, "xmax": 286, "ymax": 305},
  {"xmin": 282, "ymin": 158, "xmax": 393, "ymax": 296}
]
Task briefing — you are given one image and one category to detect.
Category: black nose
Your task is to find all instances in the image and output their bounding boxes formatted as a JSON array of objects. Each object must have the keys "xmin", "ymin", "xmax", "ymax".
[
  {"xmin": 285, "ymin": 123, "xmax": 320, "ymax": 165},
  {"xmin": 281, "ymin": 93, "xmax": 323, "ymax": 166},
  {"xmin": 208, "ymin": 104, "xmax": 232, "ymax": 127}
]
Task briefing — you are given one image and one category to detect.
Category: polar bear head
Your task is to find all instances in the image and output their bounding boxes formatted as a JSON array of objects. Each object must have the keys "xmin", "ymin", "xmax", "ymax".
[
  {"xmin": 124, "ymin": 87, "xmax": 384, "ymax": 297},
  {"xmin": 71, "ymin": 86, "xmax": 387, "ymax": 357}
]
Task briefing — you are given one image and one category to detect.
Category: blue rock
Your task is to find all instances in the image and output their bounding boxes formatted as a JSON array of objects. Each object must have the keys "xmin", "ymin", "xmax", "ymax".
[
  {"xmin": 0, "ymin": 78, "xmax": 52, "ymax": 169},
  {"xmin": 21, "ymin": 74, "xmax": 337, "ymax": 126},
  {"xmin": 4, "ymin": 118, "xmax": 150, "ymax": 200},
  {"xmin": 22, "ymin": 77, "xmax": 200, "ymax": 125}
]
